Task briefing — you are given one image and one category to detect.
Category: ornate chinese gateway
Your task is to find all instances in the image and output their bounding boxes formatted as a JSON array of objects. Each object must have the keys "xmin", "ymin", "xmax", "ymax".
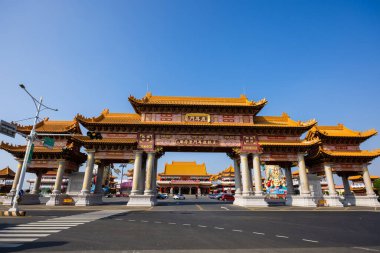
[{"xmin": 1, "ymin": 92, "xmax": 379, "ymax": 207}]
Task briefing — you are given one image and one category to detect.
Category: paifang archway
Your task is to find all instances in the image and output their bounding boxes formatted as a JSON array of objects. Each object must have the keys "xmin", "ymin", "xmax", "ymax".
[{"xmin": 2, "ymin": 92, "xmax": 380, "ymax": 207}]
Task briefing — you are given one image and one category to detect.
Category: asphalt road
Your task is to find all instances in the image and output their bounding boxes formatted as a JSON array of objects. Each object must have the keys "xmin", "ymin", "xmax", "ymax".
[{"xmin": 0, "ymin": 196, "xmax": 379, "ymax": 253}]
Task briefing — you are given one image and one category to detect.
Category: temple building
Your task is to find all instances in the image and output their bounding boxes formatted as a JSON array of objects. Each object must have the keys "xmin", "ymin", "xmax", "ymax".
[
  {"xmin": 1, "ymin": 93, "xmax": 379, "ymax": 207},
  {"xmin": 26, "ymin": 171, "xmax": 69, "ymax": 195},
  {"xmin": 0, "ymin": 166, "xmax": 15, "ymax": 194},
  {"xmin": 157, "ymin": 161, "xmax": 211, "ymax": 195},
  {"xmin": 211, "ymin": 165, "xmax": 236, "ymax": 193},
  {"xmin": 348, "ymin": 175, "xmax": 380, "ymax": 195}
]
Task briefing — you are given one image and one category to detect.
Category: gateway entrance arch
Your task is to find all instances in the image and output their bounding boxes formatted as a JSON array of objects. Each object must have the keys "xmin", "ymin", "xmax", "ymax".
[{"xmin": 2, "ymin": 92, "xmax": 380, "ymax": 207}]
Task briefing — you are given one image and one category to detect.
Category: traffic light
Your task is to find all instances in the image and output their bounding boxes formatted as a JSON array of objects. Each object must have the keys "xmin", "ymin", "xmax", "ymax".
[{"xmin": 87, "ymin": 131, "xmax": 103, "ymax": 140}]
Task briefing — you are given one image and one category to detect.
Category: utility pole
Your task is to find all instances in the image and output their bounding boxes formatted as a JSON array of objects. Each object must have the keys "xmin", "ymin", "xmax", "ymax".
[{"xmin": 9, "ymin": 84, "xmax": 57, "ymax": 212}]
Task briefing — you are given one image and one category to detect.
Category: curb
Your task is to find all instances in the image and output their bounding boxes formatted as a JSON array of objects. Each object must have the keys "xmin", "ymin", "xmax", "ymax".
[{"xmin": 0, "ymin": 211, "xmax": 26, "ymax": 216}]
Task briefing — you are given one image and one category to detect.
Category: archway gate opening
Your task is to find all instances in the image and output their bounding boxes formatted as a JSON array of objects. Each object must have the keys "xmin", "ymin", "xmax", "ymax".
[{"xmin": 1, "ymin": 93, "xmax": 379, "ymax": 207}]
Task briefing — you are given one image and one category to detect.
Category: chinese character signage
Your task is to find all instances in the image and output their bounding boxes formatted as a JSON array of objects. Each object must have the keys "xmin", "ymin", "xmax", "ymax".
[
  {"xmin": 138, "ymin": 133, "xmax": 155, "ymax": 151},
  {"xmin": 240, "ymin": 135, "xmax": 262, "ymax": 153},
  {"xmin": 185, "ymin": 113, "xmax": 210, "ymax": 123}
]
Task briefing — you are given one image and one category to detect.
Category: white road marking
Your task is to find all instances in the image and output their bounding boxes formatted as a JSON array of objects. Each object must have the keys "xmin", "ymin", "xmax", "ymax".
[
  {"xmin": 17, "ymin": 224, "xmax": 78, "ymax": 227},
  {"xmin": 302, "ymin": 239, "xmax": 319, "ymax": 243},
  {"xmin": 0, "ymin": 238, "xmax": 38, "ymax": 242},
  {"xmin": 29, "ymin": 223, "xmax": 84, "ymax": 225},
  {"xmin": 253, "ymin": 232, "xmax": 265, "ymax": 235},
  {"xmin": 352, "ymin": 247, "xmax": 380, "ymax": 252},
  {"xmin": 232, "ymin": 229, "xmax": 243, "ymax": 232},
  {"xmin": 276, "ymin": 235, "xmax": 289, "ymax": 238},
  {"xmin": 37, "ymin": 220, "xmax": 90, "ymax": 223},
  {"xmin": 198, "ymin": 225, "xmax": 207, "ymax": 228},
  {"xmin": 115, "ymin": 219, "xmax": 123, "ymax": 221},
  {"xmin": 221, "ymin": 207, "xmax": 230, "ymax": 210},
  {"xmin": 182, "ymin": 224, "xmax": 191, "ymax": 226},
  {"xmin": 154, "ymin": 221, "xmax": 162, "ymax": 224},
  {"xmin": 128, "ymin": 220, "xmax": 135, "ymax": 222},
  {"xmin": 0, "ymin": 234, "xmax": 50, "ymax": 237},
  {"xmin": 214, "ymin": 227, "xmax": 224, "ymax": 230},
  {"xmin": 0, "ymin": 243, "xmax": 22, "ymax": 248},
  {"xmin": 6, "ymin": 227, "xmax": 71, "ymax": 230},
  {"xmin": 1, "ymin": 230, "xmax": 61, "ymax": 233},
  {"xmin": 141, "ymin": 220, "xmax": 149, "ymax": 223},
  {"xmin": 168, "ymin": 222, "xmax": 176, "ymax": 225}
]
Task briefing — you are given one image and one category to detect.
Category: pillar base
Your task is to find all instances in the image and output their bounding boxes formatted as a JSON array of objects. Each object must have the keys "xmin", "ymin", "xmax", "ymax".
[
  {"xmin": 324, "ymin": 196, "xmax": 343, "ymax": 207},
  {"xmin": 286, "ymin": 195, "xmax": 317, "ymax": 207},
  {"xmin": 127, "ymin": 195, "xmax": 157, "ymax": 207},
  {"xmin": 46, "ymin": 194, "xmax": 70, "ymax": 206},
  {"xmin": 75, "ymin": 193, "xmax": 103, "ymax": 206},
  {"xmin": 2, "ymin": 193, "xmax": 41, "ymax": 206},
  {"xmin": 347, "ymin": 195, "xmax": 380, "ymax": 207},
  {"xmin": 342, "ymin": 194, "xmax": 356, "ymax": 206},
  {"xmin": 233, "ymin": 195, "xmax": 268, "ymax": 207}
]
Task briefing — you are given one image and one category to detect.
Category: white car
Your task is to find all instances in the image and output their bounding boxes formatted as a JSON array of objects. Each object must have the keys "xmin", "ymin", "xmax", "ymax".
[{"xmin": 173, "ymin": 194, "xmax": 185, "ymax": 200}]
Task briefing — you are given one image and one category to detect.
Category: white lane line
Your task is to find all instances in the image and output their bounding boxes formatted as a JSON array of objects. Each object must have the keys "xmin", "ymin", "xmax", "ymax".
[
  {"xmin": 37, "ymin": 220, "xmax": 91, "ymax": 223},
  {"xmin": 0, "ymin": 243, "xmax": 22, "ymax": 248},
  {"xmin": 232, "ymin": 229, "xmax": 243, "ymax": 232},
  {"xmin": 141, "ymin": 220, "xmax": 149, "ymax": 223},
  {"xmin": 0, "ymin": 238, "xmax": 38, "ymax": 242},
  {"xmin": 198, "ymin": 225, "xmax": 207, "ymax": 228},
  {"xmin": 214, "ymin": 227, "xmax": 224, "ymax": 230},
  {"xmin": 182, "ymin": 224, "xmax": 191, "ymax": 226},
  {"xmin": 17, "ymin": 224, "xmax": 78, "ymax": 227},
  {"xmin": 253, "ymin": 232, "xmax": 265, "ymax": 235},
  {"xmin": 115, "ymin": 219, "xmax": 123, "ymax": 221},
  {"xmin": 6, "ymin": 227, "xmax": 71, "ymax": 230},
  {"xmin": 352, "ymin": 247, "xmax": 380, "ymax": 252},
  {"xmin": 276, "ymin": 235, "xmax": 289, "ymax": 238},
  {"xmin": 168, "ymin": 222, "xmax": 176, "ymax": 225},
  {"xmin": 29, "ymin": 223, "xmax": 84, "ymax": 225},
  {"xmin": 302, "ymin": 239, "xmax": 319, "ymax": 243},
  {"xmin": 128, "ymin": 220, "xmax": 135, "ymax": 222},
  {"xmin": 0, "ymin": 234, "xmax": 50, "ymax": 237},
  {"xmin": 154, "ymin": 221, "xmax": 162, "ymax": 224},
  {"xmin": 221, "ymin": 207, "xmax": 230, "ymax": 210},
  {"xmin": 0, "ymin": 230, "xmax": 61, "ymax": 233}
]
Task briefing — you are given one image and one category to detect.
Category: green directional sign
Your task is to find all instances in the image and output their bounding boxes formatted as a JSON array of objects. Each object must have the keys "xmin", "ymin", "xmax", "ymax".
[
  {"xmin": 43, "ymin": 137, "xmax": 55, "ymax": 149},
  {"xmin": 27, "ymin": 144, "xmax": 34, "ymax": 164}
]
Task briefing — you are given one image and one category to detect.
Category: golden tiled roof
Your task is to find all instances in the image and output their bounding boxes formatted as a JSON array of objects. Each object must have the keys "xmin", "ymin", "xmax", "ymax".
[
  {"xmin": 76, "ymin": 109, "xmax": 316, "ymax": 129},
  {"xmin": 0, "ymin": 142, "xmax": 63, "ymax": 154},
  {"xmin": 15, "ymin": 118, "xmax": 81, "ymax": 134},
  {"xmin": 321, "ymin": 149, "xmax": 380, "ymax": 158},
  {"xmin": 259, "ymin": 138, "xmax": 320, "ymax": 147},
  {"xmin": 160, "ymin": 161, "xmax": 209, "ymax": 176},
  {"xmin": 348, "ymin": 175, "xmax": 380, "ymax": 181},
  {"xmin": 0, "ymin": 166, "xmax": 15, "ymax": 178},
  {"xmin": 129, "ymin": 92, "xmax": 267, "ymax": 107},
  {"xmin": 306, "ymin": 124, "xmax": 377, "ymax": 140}
]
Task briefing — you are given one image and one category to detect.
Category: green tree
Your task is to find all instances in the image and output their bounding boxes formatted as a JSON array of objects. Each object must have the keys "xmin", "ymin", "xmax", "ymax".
[{"xmin": 373, "ymin": 178, "xmax": 380, "ymax": 195}]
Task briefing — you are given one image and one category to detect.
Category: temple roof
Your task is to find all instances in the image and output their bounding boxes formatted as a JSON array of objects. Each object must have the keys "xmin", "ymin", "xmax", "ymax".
[
  {"xmin": 129, "ymin": 92, "xmax": 267, "ymax": 109},
  {"xmin": 306, "ymin": 124, "xmax": 377, "ymax": 142},
  {"xmin": 0, "ymin": 142, "xmax": 64, "ymax": 155},
  {"xmin": 348, "ymin": 175, "xmax": 380, "ymax": 181},
  {"xmin": 259, "ymin": 138, "xmax": 320, "ymax": 147},
  {"xmin": 15, "ymin": 118, "xmax": 82, "ymax": 134},
  {"xmin": 320, "ymin": 149, "xmax": 380, "ymax": 158},
  {"xmin": 70, "ymin": 135, "xmax": 137, "ymax": 145},
  {"xmin": 0, "ymin": 166, "xmax": 15, "ymax": 179},
  {"xmin": 159, "ymin": 161, "xmax": 209, "ymax": 176},
  {"xmin": 76, "ymin": 109, "xmax": 316, "ymax": 131}
]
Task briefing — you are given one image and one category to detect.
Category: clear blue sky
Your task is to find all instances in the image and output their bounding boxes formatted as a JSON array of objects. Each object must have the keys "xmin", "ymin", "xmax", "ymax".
[{"xmin": 1, "ymin": 0, "xmax": 380, "ymax": 185}]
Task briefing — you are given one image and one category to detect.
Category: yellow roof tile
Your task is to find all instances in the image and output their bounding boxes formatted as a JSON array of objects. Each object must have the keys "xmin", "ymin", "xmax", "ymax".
[
  {"xmin": 307, "ymin": 124, "xmax": 377, "ymax": 139},
  {"xmin": 160, "ymin": 161, "xmax": 209, "ymax": 176},
  {"xmin": 16, "ymin": 118, "xmax": 81, "ymax": 134}
]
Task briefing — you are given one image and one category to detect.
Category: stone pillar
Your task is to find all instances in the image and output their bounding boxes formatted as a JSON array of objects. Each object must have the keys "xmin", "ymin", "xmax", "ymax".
[
  {"xmin": 342, "ymin": 174, "xmax": 351, "ymax": 196},
  {"xmin": 323, "ymin": 164, "xmax": 343, "ymax": 207},
  {"xmin": 131, "ymin": 151, "xmax": 143, "ymax": 195},
  {"xmin": 152, "ymin": 157, "xmax": 158, "ymax": 194},
  {"xmin": 9, "ymin": 160, "xmax": 23, "ymax": 195},
  {"xmin": 240, "ymin": 153, "xmax": 251, "ymax": 196},
  {"xmin": 81, "ymin": 150, "xmax": 95, "ymax": 194},
  {"xmin": 289, "ymin": 153, "xmax": 317, "ymax": 207},
  {"xmin": 94, "ymin": 163, "xmax": 105, "ymax": 194},
  {"xmin": 179, "ymin": 187, "xmax": 182, "ymax": 195},
  {"xmin": 297, "ymin": 153, "xmax": 310, "ymax": 196},
  {"xmin": 52, "ymin": 160, "xmax": 65, "ymax": 194},
  {"xmin": 284, "ymin": 167, "xmax": 294, "ymax": 195},
  {"xmin": 233, "ymin": 158, "xmax": 242, "ymax": 196},
  {"xmin": 363, "ymin": 166, "xmax": 375, "ymax": 196},
  {"xmin": 170, "ymin": 187, "xmax": 173, "ymax": 195},
  {"xmin": 139, "ymin": 155, "xmax": 147, "ymax": 194},
  {"xmin": 248, "ymin": 167, "xmax": 254, "ymax": 193},
  {"xmin": 144, "ymin": 152, "xmax": 155, "ymax": 196},
  {"xmin": 324, "ymin": 164, "xmax": 337, "ymax": 197},
  {"xmin": 197, "ymin": 187, "xmax": 201, "ymax": 195},
  {"xmin": 253, "ymin": 154, "xmax": 263, "ymax": 195},
  {"xmin": 31, "ymin": 171, "xmax": 43, "ymax": 195}
]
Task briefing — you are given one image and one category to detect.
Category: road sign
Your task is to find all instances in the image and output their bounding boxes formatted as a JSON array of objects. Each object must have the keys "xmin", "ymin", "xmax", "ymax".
[
  {"xmin": 0, "ymin": 120, "xmax": 17, "ymax": 138},
  {"xmin": 43, "ymin": 137, "xmax": 55, "ymax": 149}
]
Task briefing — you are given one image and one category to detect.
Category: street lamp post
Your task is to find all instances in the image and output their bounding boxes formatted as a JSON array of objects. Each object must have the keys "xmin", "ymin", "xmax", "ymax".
[{"xmin": 9, "ymin": 84, "xmax": 57, "ymax": 212}]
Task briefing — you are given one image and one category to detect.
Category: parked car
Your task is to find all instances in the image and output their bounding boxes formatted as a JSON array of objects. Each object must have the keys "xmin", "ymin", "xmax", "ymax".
[
  {"xmin": 208, "ymin": 193, "xmax": 217, "ymax": 199},
  {"xmin": 157, "ymin": 193, "xmax": 168, "ymax": 199},
  {"xmin": 173, "ymin": 194, "xmax": 186, "ymax": 200},
  {"xmin": 220, "ymin": 194, "xmax": 235, "ymax": 201}
]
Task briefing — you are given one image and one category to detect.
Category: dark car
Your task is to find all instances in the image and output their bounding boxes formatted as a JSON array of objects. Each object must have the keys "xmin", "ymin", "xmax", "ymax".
[
  {"xmin": 215, "ymin": 193, "xmax": 224, "ymax": 200},
  {"xmin": 220, "ymin": 194, "xmax": 235, "ymax": 201},
  {"xmin": 157, "ymin": 193, "xmax": 168, "ymax": 199}
]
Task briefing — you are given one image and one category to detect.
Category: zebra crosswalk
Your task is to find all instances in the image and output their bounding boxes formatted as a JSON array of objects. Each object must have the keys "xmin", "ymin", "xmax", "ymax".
[{"xmin": 0, "ymin": 210, "xmax": 127, "ymax": 248}]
